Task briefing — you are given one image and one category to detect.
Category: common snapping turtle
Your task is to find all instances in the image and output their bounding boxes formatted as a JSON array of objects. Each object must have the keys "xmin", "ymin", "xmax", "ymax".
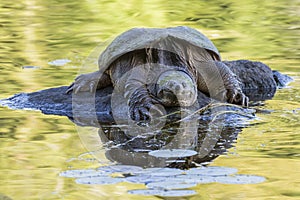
[{"xmin": 67, "ymin": 26, "xmax": 248, "ymax": 121}]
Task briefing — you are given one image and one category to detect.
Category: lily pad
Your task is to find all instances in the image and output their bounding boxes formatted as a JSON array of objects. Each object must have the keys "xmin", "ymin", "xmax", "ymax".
[
  {"xmin": 135, "ymin": 167, "xmax": 184, "ymax": 176},
  {"xmin": 146, "ymin": 181, "xmax": 197, "ymax": 190},
  {"xmin": 185, "ymin": 166, "xmax": 238, "ymax": 176},
  {"xmin": 128, "ymin": 189, "xmax": 197, "ymax": 197},
  {"xmin": 22, "ymin": 66, "xmax": 40, "ymax": 69},
  {"xmin": 125, "ymin": 175, "xmax": 167, "ymax": 184},
  {"xmin": 98, "ymin": 165, "xmax": 143, "ymax": 174},
  {"xmin": 48, "ymin": 59, "xmax": 71, "ymax": 66},
  {"xmin": 59, "ymin": 169, "xmax": 109, "ymax": 178},
  {"xmin": 75, "ymin": 176, "xmax": 124, "ymax": 185},
  {"xmin": 215, "ymin": 174, "xmax": 266, "ymax": 184},
  {"xmin": 169, "ymin": 175, "xmax": 217, "ymax": 184},
  {"xmin": 148, "ymin": 149, "xmax": 197, "ymax": 158}
]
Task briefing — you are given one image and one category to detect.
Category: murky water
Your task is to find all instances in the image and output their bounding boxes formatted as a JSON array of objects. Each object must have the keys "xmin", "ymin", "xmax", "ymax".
[{"xmin": 0, "ymin": 0, "xmax": 299, "ymax": 199}]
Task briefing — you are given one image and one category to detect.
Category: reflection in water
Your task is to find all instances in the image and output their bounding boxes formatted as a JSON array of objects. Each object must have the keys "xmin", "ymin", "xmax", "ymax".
[
  {"xmin": 99, "ymin": 105, "xmax": 253, "ymax": 169},
  {"xmin": 64, "ymin": 102, "xmax": 262, "ymax": 196}
]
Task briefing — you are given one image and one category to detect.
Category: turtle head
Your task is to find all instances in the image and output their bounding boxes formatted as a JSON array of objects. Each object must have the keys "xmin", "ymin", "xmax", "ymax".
[{"xmin": 156, "ymin": 70, "xmax": 197, "ymax": 107}]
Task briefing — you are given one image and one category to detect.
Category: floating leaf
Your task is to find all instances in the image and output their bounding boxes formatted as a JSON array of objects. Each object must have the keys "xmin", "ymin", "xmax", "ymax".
[
  {"xmin": 76, "ymin": 177, "xmax": 124, "ymax": 185},
  {"xmin": 134, "ymin": 167, "xmax": 184, "ymax": 176},
  {"xmin": 185, "ymin": 166, "xmax": 238, "ymax": 176},
  {"xmin": 125, "ymin": 175, "xmax": 166, "ymax": 184},
  {"xmin": 148, "ymin": 149, "xmax": 197, "ymax": 158},
  {"xmin": 215, "ymin": 174, "xmax": 266, "ymax": 184},
  {"xmin": 98, "ymin": 165, "xmax": 143, "ymax": 174},
  {"xmin": 22, "ymin": 66, "xmax": 40, "ymax": 69},
  {"xmin": 128, "ymin": 189, "xmax": 197, "ymax": 197},
  {"xmin": 48, "ymin": 59, "xmax": 71, "ymax": 66},
  {"xmin": 59, "ymin": 169, "xmax": 108, "ymax": 178},
  {"xmin": 146, "ymin": 181, "xmax": 197, "ymax": 190},
  {"xmin": 168, "ymin": 175, "xmax": 217, "ymax": 184}
]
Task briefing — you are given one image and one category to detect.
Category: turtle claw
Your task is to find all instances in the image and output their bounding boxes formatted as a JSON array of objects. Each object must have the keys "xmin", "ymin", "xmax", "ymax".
[
  {"xmin": 66, "ymin": 83, "xmax": 74, "ymax": 94},
  {"xmin": 129, "ymin": 97, "xmax": 164, "ymax": 122},
  {"xmin": 241, "ymin": 94, "xmax": 249, "ymax": 107},
  {"xmin": 65, "ymin": 72, "xmax": 100, "ymax": 94},
  {"xmin": 138, "ymin": 107, "xmax": 150, "ymax": 121},
  {"xmin": 65, "ymin": 80, "xmax": 87, "ymax": 95},
  {"xmin": 74, "ymin": 84, "xmax": 83, "ymax": 94},
  {"xmin": 227, "ymin": 89, "xmax": 249, "ymax": 107}
]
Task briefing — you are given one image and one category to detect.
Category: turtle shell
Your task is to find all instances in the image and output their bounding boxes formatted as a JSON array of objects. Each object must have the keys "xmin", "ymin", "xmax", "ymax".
[{"xmin": 98, "ymin": 26, "xmax": 220, "ymax": 72}]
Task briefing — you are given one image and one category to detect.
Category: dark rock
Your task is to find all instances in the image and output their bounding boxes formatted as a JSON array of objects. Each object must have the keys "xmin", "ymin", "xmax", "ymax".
[{"xmin": 0, "ymin": 60, "xmax": 291, "ymax": 124}]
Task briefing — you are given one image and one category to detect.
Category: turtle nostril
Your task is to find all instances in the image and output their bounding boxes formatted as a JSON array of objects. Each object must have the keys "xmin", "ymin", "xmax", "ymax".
[
  {"xmin": 182, "ymin": 82, "xmax": 187, "ymax": 88},
  {"xmin": 175, "ymin": 85, "xmax": 181, "ymax": 92},
  {"xmin": 163, "ymin": 89, "xmax": 172, "ymax": 96}
]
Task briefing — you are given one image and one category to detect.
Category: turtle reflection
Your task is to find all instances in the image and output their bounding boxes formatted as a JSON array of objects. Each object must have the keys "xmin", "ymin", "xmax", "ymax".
[{"xmin": 94, "ymin": 104, "xmax": 254, "ymax": 169}]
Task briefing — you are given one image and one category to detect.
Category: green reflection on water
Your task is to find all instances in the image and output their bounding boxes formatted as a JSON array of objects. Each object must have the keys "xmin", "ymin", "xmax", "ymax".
[{"xmin": 0, "ymin": 0, "xmax": 299, "ymax": 199}]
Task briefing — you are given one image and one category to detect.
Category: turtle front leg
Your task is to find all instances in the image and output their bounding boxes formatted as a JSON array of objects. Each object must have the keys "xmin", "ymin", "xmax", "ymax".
[
  {"xmin": 125, "ymin": 85, "xmax": 164, "ymax": 121},
  {"xmin": 66, "ymin": 71, "xmax": 111, "ymax": 94},
  {"xmin": 221, "ymin": 73, "xmax": 249, "ymax": 106},
  {"xmin": 197, "ymin": 61, "xmax": 249, "ymax": 106},
  {"xmin": 123, "ymin": 67, "xmax": 164, "ymax": 121},
  {"xmin": 214, "ymin": 62, "xmax": 249, "ymax": 106}
]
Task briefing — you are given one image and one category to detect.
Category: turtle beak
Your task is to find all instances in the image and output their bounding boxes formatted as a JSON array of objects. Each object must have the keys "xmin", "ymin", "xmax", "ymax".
[
  {"xmin": 157, "ymin": 87, "xmax": 178, "ymax": 106},
  {"xmin": 157, "ymin": 86, "xmax": 197, "ymax": 107}
]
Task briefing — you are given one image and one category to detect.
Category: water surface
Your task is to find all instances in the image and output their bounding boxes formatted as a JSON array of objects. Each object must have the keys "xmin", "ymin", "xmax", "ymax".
[{"xmin": 0, "ymin": 0, "xmax": 299, "ymax": 199}]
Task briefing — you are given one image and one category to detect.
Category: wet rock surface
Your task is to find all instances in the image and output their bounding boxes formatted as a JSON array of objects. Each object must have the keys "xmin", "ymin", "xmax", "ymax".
[{"xmin": 0, "ymin": 60, "xmax": 291, "ymax": 123}]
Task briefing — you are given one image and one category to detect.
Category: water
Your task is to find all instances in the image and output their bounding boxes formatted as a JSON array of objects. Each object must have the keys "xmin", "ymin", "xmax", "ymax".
[{"xmin": 0, "ymin": 0, "xmax": 299, "ymax": 199}]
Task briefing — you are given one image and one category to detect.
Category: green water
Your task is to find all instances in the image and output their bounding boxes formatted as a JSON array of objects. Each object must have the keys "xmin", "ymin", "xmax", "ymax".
[{"xmin": 0, "ymin": 0, "xmax": 299, "ymax": 199}]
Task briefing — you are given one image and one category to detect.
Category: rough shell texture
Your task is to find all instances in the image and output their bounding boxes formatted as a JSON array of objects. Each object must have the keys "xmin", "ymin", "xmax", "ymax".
[{"xmin": 98, "ymin": 26, "xmax": 220, "ymax": 72}]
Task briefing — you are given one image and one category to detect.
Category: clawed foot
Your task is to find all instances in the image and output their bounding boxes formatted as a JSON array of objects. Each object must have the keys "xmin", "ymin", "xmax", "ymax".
[
  {"xmin": 66, "ymin": 71, "xmax": 100, "ymax": 94},
  {"xmin": 129, "ymin": 93, "xmax": 165, "ymax": 121},
  {"xmin": 226, "ymin": 88, "xmax": 249, "ymax": 107}
]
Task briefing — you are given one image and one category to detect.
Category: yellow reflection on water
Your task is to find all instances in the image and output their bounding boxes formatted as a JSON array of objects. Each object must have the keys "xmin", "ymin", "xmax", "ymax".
[{"xmin": 0, "ymin": 0, "xmax": 299, "ymax": 199}]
